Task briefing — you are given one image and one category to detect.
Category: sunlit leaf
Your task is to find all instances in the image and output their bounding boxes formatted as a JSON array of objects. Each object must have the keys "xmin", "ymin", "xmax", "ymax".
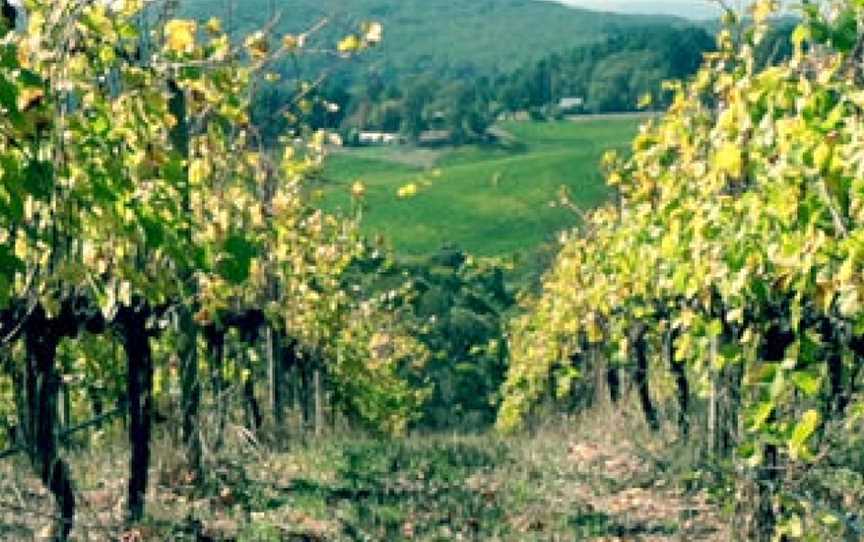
[
  {"xmin": 164, "ymin": 19, "xmax": 197, "ymax": 54},
  {"xmin": 788, "ymin": 409, "xmax": 820, "ymax": 461}
]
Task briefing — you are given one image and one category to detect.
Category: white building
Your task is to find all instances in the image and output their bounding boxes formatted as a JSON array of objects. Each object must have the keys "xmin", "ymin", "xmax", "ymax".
[
  {"xmin": 358, "ymin": 131, "xmax": 406, "ymax": 145},
  {"xmin": 558, "ymin": 97, "xmax": 585, "ymax": 111}
]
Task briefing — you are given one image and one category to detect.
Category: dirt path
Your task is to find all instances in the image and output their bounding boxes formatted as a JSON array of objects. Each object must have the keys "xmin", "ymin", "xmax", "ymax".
[
  {"xmin": 0, "ymin": 427, "xmax": 728, "ymax": 541},
  {"xmin": 561, "ymin": 439, "xmax": 726, "ymax": 541}
]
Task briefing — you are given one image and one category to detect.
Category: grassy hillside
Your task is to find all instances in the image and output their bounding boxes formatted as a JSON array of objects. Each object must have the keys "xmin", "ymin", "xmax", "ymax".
[
  {"xmin": 180, "ymin": 0, "xmax": 688, "ymax": 76},
  {"xmin": 317, "ymin": 117, "xmax": 643, "ymax": 257}
]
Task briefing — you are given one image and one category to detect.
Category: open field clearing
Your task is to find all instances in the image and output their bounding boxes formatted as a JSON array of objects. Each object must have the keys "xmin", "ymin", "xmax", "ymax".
[{"xmin": 319, "ymin": 118, "xmax": 641, "ymax": 257}]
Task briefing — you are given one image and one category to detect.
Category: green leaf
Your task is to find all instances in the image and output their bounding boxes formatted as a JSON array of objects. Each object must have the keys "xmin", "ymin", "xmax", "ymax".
[
  {"xmin": 0, "ymin": 44, "xmax": 18, "ymax": 68},
  {"xmin": 0, "ymin": 245, "xmax": 23, "ymax": 277},
  {"xmin": 751, "ymin": 400, "xmax": 774, "ymax": 431},
  {"xmin": 0, "ymin": 273, "xmax": 9, "ymax": 309},
  {"xmin": 139, "ymin": 214, "xmax": 165, "ymax": 250},
  {"xmin": 17, "ymin": 70, "xmax": 43, "ymax": 88},
  {"xmin": 831, "ymin": 10, "xmax": 858, "ymax": 52},
  {"xmin": 0, "ymin": 77, "xmax": 18, "ymax": 112},
  {"xmin": 809, "ymin": 21, "xmax": 830, "ymax": 45},
  {"xmin": 707, "ymin": 318, "xmax": 723, "ymax": 338},
  {"xmin": 91, "ymin": 113, "xmax": 109, "ymax": 136},
  {"xmin": 164, "ymin": 156, "xmax": 186, "ymax": 187},
  {"xmin": 788, "ymin": 409, "xmax": 820, "ymax": 461},
  {"xmin": 0, "ymin": 156, "xmax": 23, "ymax": 220},
  {"xmin": 790, "ymin": 370, "xmax": 822, "ymax": 397},
  {"xmin": 22, "ymin": 161, "xmax": 53, "ymax": 201},
  {"xmin": 217, "ymin": 234, "xmax": 257, "ymax": 285},
  {"xmin": 0, "ymin": 246, "xmax": 19, "ymax": 309},
  {"xmin": 791, "ymin": 25, "xmax": 809, "ymax": 48}
]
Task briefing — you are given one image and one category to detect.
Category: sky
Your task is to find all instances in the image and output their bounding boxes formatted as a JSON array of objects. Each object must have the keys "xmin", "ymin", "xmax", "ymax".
[{"xmin": 544, "ymin": 0, "xmax": 725, "ymax": 19}]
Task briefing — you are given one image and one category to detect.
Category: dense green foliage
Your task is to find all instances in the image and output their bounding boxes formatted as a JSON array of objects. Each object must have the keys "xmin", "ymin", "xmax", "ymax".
[
  {"xmin": 495, "ymin": 25, "xmax": 714, "ymax": 115},
  {"xmin": 179, "ymin": 0, "xmax": 708, "ymax": 144},
  {"xmin": 326, "ymin": 25, "xmax": 711, "ymax": 146},
  {"xmin": 499, "ymin": 1, "xmax": 864, "ymax": 538},
  {"xmin": 398, "ymin": 250, "xmax": 513, "ymax": 428},
  {"xmin": 180, "ymin": 0, "xmax": 684, "ymax": 78}
]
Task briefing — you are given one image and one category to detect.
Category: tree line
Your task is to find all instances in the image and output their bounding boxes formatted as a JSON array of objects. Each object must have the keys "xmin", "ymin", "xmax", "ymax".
[{"xmin": 251, "ymin": 24, "xmax": 728, "ymax": 146}]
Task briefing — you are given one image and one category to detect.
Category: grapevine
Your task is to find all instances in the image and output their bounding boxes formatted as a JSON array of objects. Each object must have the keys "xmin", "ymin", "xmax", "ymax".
[
  {"xmin": 0, "ymin": 1, "xmax": 424, "ymax": 537},
  {"xmin": 498, "ymin": 1, "xmax": 864, "ymax": 537}
]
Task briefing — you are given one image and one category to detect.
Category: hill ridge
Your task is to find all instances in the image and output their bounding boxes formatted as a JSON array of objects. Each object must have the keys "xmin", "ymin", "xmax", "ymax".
[{"xmin": 181, "ymin": 0, "xmax": 695, "ymax": 77}]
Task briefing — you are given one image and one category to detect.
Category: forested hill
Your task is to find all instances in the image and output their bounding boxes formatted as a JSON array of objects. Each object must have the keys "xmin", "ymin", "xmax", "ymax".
[{"xmin": 180, "ymin": 0, "xmax": 690, "ymax": 77}]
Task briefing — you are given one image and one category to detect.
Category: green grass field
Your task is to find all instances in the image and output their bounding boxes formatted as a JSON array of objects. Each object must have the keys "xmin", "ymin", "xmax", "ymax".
[{"xmin": 318, "ymin": 118, "xmax": 642, "ymax": 257}]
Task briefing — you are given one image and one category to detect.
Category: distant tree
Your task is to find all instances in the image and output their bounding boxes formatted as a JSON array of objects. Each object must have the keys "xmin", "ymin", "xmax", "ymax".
[
  {"xmin": 293, "ymin": 23, "xmax": 715, "ymax": 144},
  {"xmin": 400, "ymin": 76, "xmax": 437, "ymax": 141},
  {"xmin": 498, "ymin": 24, "xmax": 715, "ymax": 116},
  {"xmin": 754, "ymin": 20, "xmax": 795, "ymax": 68},
  {"xmin": 587, "ymin": 54, "xmax": 634, "ymax": 112}
]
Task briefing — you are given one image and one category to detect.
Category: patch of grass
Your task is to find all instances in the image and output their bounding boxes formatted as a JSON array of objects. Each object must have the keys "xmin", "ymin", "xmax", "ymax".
[
  {"xmin": 187, "ymin": 418, "xmax": 714, "ymax": 540},
  {"xmin": 567, "ymin": 511, "xmax": 679, "ymax": 538},
  {"xmin": 0, "ymin": 407, "xmax": 730, "ymax": 541},
  {"xmin": 319, "ymin": 118, "xmax": 641, "ymax": 257},
  {"xmin": 277, "ymin": 436, "xmax": 512, "ymax": 540}
]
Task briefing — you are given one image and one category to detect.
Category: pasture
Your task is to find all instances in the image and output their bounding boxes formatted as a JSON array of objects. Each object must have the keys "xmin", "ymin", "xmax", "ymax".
[{"xmin": 318, "ymin": 117, "xmax": 643, "ymax": 257}]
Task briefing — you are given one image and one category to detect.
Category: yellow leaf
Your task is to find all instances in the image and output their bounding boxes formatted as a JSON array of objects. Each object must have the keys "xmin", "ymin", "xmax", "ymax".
[
  {"xmin": 714, "ymin": 143, "xmax": 743, "ymax": 177},
  {"xmin": 752, "ymin": 0, "xmax": 773, "ymax": 23},
  {"xmin": 637, "ymin": 93, "xmax": 653, "ymax": 109},
  {"xmin": 164, "ymin": 19, "xmax": 197, "ymax": 54},
  {"xmin": 210, "ymin": 34, "xmax": 230, "ymax": 61},
  {"xmin": 189, "ymin": 158, "xmax": 209, "ymax": 185},
  {"xmin": 14, "ymin": 233, "xmax": 27, "ymax": 261},
  {"xmin": 837, "ymin": 287, "xmax": 860, "ymax": 318},
  {"xmin": 205, "ymin": 17, "xmax": 222, "ymax": 35},
  {"xmin": 17, "ymin": 87, "xmax": 43, "ymax": 111},
  {"xmin": 337, "ymin": 35, "xmax": 361, "ymax": 54},
  {"xmin": 16, "ymin": 40, "xmax": 32, "ymax": 68},
  {"xmin": 397, "ymin": 183, "xmax": 418, "ymax": 199},
  {"xmin": 813, "ymin": 142, "xmax": 832, "ymax": 172},
  {"xmin": 121, "ymin": 0, "xmax": 144, "ymax": 17},
  {"xmin": 282, "ymin": 34, "xmax": 299, "ymax": 51},
  {"xmin": 789, "ymin": 409, "xmax": 820, "ymax": 461},
  {"xmin": 351, "ymin": 181, "xmax": 366, "ymax": 198},
  {"xmin": 245, "ymin": 31, "xmax": 269, "ymax": 60},
  {"xmin": 119, "ymin": 280, "xmax": 132, "ymax": 307},
  {"xmin": 791, "ymin": 25, "xmax": 809, "ymax": 49}
]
